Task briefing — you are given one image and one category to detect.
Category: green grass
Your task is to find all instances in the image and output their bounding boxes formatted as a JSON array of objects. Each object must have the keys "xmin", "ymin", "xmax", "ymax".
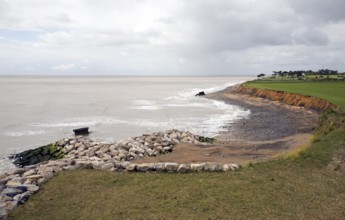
[
  {"xmin": 9, "ymin": 80, "xmax": 345, "ymax": 219},
  {"xmin": 245, "ymin": 81, "xmax": 345, "ymax": 110}
]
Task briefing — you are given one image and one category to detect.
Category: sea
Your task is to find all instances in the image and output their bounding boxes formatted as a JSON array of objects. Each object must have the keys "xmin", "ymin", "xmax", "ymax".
[{"xmin": 0, "ymin": 76, "xmax": 253, "ymax": 174}]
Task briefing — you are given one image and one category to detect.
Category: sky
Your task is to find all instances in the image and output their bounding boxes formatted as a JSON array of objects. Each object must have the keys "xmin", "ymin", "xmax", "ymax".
[{"xmin": 0, "ymin": 0, "xmax": 344, "ymax": 75}]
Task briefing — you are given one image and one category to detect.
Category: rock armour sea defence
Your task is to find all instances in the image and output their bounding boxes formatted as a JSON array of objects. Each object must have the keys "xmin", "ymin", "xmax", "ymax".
[
  {"xmin": 235, "ymin": 85, "xmax": 338, "ymax": 112},
  {"xmin": 1, "ymin": 129, "xmax": 239, "ymax": 219}
]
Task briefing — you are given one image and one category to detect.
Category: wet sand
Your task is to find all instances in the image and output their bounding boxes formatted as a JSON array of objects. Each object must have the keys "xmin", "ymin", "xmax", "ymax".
[{"xmin": 136, "ymin": 85, "xmax": 319, "ymax": 165}]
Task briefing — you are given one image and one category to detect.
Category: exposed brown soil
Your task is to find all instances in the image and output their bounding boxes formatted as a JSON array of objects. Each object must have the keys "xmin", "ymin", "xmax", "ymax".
[
  {"xmin": 136, "ymin": 85, "xmax": 319, "ymax": 165},
  {"xmin": 235, "ymin": 85, "xmax": 339, "ymax": 111}
]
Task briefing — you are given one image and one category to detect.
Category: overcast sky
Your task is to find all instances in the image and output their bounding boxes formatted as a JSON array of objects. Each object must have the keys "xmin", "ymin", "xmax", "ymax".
[{"xmin": 0, "ymin": 0, "xmax": 344, "ymax": 75}]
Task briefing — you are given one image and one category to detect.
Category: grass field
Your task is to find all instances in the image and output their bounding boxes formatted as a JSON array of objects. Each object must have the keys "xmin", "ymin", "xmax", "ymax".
[
  {"xmin": 245, "ymin": 80, "xmax": 345, "ymax": 110},
  {"xmin": 9, "ymin": 81, "xmax": 345, "ymax": 220}
]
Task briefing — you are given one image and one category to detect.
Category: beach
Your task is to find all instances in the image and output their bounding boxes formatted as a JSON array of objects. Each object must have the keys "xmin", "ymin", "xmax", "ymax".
[{"xmin": 136, "ymin": 84, "xmax": 319, "ymax": 165}]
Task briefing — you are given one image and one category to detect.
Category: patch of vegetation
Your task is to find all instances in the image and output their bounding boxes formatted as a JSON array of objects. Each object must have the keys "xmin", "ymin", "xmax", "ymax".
[
  {"xmin": 9, "ymin": 143, "xmax": 65, "ymax": 167},
  {"xmin": 198, "ymin": 136, "xmax": 216, "ymax": 144}
]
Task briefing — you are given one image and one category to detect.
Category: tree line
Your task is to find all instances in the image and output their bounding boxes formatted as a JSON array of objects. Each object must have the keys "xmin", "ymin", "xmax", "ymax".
[{"xmin": 257, "ymin": 69, "xmax": 345, "ymax": 80}]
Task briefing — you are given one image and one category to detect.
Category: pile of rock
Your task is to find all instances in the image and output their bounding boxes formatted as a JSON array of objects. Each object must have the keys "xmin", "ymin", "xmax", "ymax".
[
  {"xmin": 58, "ymin": 129, "xmax": 201, "ymax": 163},
  {"xmin": 1, "ymin": 129, "xmax": 241, "ymax": 219},
  {"xmin": 126, "ymin": 162, "xmax": 240, "ymax": 173},
  {"xmin": 0, "ymin": 160, "xmax": 68, "ymax": 218}
]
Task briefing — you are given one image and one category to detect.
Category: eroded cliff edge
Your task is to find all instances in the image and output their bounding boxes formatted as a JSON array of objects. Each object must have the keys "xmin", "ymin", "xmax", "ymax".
[{"xmin": 233, "ymin": 85, "xmax": 338, "ymax": 112}]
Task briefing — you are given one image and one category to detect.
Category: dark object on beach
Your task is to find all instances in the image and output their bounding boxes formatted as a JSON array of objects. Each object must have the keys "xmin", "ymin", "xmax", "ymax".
[
  {"xmin": 195, "ymin": 91, "xmax": 206, "ymax": 96},
  {"xmin": 198, "ymin": 136, "xmax": 216, "ymax": 143},
  {"xmin": 73, "ymin": 127, "xmax": 89, "ymax": 135}
]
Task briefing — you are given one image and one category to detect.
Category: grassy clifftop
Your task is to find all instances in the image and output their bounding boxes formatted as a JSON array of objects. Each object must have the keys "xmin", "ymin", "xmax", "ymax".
[{"xmin": 244, "ymin": 80, "xmax": 345, "ymax": 110}]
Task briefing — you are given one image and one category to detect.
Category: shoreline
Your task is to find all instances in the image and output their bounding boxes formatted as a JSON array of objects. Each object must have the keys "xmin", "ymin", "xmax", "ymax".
[
  {"xmin": 136, "ymin": 84, "xmax": 319, "ymax": 165},
  {"xmin": 3, "ymin": 83, "xmax": 319, "ymax": 168}
]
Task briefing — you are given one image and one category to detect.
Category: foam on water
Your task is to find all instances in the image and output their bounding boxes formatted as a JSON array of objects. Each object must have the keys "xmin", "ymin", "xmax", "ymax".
[
  {"xmin": 32, "ymin": 117, "xmax": 128, "ymax": 128},
  {"xmin": 4, "ymin": 130, "xmax": 46, "ymax": 137},
  {"xmin": 130, "ymin": 100, "xmax": 161, "ymax": 110}
]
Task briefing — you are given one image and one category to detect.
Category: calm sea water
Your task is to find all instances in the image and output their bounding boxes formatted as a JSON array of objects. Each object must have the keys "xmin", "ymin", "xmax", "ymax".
[{"xmin": 0, "ymin": 76, "xmax": 253, "ymax": 173}]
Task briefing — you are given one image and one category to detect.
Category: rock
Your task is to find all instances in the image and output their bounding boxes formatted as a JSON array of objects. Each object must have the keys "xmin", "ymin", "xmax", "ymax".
[
  {"xmin": 25, "ymin": 175, "xmax": 42, "ymax": 181},
  {"xmin": 163, "ymin": 146, "xmax": 172, "ymax": 152},
  {"xmin": 222, "ymin": 164, "xmax": 231, "ymax": 172},
  {"xmin": 204, "ymin": 163, "xmax": 223, "ymax": 172},
  {"xmin": 88, "ymin": 156, "xmax": 100, "ymax": 161},
  {"xmin": 177, "ymin": 164, "xmax": 190, "ymax": 173},
  {"xmin": 136, "ymin": 163, "xmax": 152, "ymax": 172},
  {"xmin": 13, "ymin": 191, "xmax": 31, "ymax": 204},
  {"xmin": 23, "ymin": 164, "xmax": 38, "ymax": 170},
  {"xmin": 6, "ymin": 168, "xmax": 26, "ymax": 176},
  {"xmin": 146, "ymin": 148, "xmax": 154, "ymax": 156},
  {"xmin": 75, "ymin": 161, "xmax": 93, "ymax": 169},
  {"xmin": 65, "ymin": 145, "xmax": 75, "ymax": 152},
  {"xmin": 5, "ymin": 182, "xmax": 25, "ymax": 190},
  {"xmin": 190, "ymin": 163, "xmax": 205, "ymax": 172},
  {"xmin": 229, "ymin": 164, "xmax": 240, "ymax": 170},
  {"xmin": 152, "ymin": 163, "xmax": 165, "ymax": 172},
  {"xmin": 165, "ymin": 163, "xmax": 179, "ymax": 172},
  {"xmin": 1, "ymin": 188, "xmax": 24, "ymax": 198},
  {"xmin": 0, "ymin": 195, "xmax": 13, "ymax": 202},
  {"xmin": 62, "ymin": 165, "xmax": 77, "ymax": 170},
  {"xmin": 0, "ymin": 206, "xmax": 8, "ymax": 219},
  {"xmin": 101, "ymin": 162, "xmax": 114, "ymax": 171},
  {"xmin": 37, "ymin": 178, "xmax": 46, "ymax": 186},
  {"xmin": 78, "ymin": 151, "xmax": 86, "ymax": 157},
  {"xmin": 91, "ymin": 161, "xmax": 105, "ymax": 170},
  {"xmin": 23, "ymin": 184, "xmax": 39, "ymax": 193},
  {"xmin": 22, "ymin": 169, "xmax": 37, "ymax": 178},
  {"xmin": 126, "ymin": 164, "xmax": 137, "ymax": 172},
  {"xmin": 38, "ymin": 167, "xmax": 55, "ymax": 179},
  {"xmin": 6, "ymin": 178, "xmax": 24, "ymax": 186},
  {"xmin": 114, "ymin": 162, "xmax": 130, "ymax": 171},
  {"xmin": 0, "ymin": 201, "xmax": 17, "ymax": 218},
  {"xmin": 102, "ymin": 154, "xmax": 112, "ymax": 161}
]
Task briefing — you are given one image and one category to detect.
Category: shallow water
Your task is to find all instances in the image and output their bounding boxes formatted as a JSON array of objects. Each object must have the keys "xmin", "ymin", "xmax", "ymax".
[{"xmin": 0, "ymin": 76, "xmax": 253, "ymax": 173}]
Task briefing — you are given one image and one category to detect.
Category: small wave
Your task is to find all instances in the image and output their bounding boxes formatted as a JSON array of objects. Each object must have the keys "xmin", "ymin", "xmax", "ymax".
[
  {"xmin": 130, "ymin": 100, "xmax": 161, "ymax": 110},
  {"xmin": 131, "ymin": 106, "xmax": 161, "ymax": 110},
  {"xmin": 163, "ymin": 82, "xmax": 238, "ymax": 102},
  {"xmin": 163, "ymin": 102, "xmax": 209, "ymax": 108},
  {"xmin": 4, "ymin": 130, "xmax": 46, "ymax": 137},
  {"xmin": 33, "ymin": 117, "xmax": 127, "ymax": 128}
]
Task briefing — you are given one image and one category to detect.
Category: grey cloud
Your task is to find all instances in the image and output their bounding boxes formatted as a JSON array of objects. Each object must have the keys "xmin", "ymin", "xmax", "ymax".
[
  {"xmin": 288, "ymin": 0, "xmax": 345, "ymax": 22},
  {"xmin": 292, "ymin": 28, "xmax": 328, "ymax": 45},
  {"xmin": 177, "ymin": 0, "xmax": 329, "ymax": 54}
]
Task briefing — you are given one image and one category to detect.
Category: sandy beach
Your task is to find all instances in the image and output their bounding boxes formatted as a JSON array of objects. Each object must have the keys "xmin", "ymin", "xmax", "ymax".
[{"xmin": 136, "ymin": 85, "xmax": 319, "ymax": 165}]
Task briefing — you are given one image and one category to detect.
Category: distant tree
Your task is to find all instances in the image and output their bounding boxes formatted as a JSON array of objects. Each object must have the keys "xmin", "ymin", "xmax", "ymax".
[{"xmin": 257, "ymin": 73, "xmax": 265, "ymax": 79}]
